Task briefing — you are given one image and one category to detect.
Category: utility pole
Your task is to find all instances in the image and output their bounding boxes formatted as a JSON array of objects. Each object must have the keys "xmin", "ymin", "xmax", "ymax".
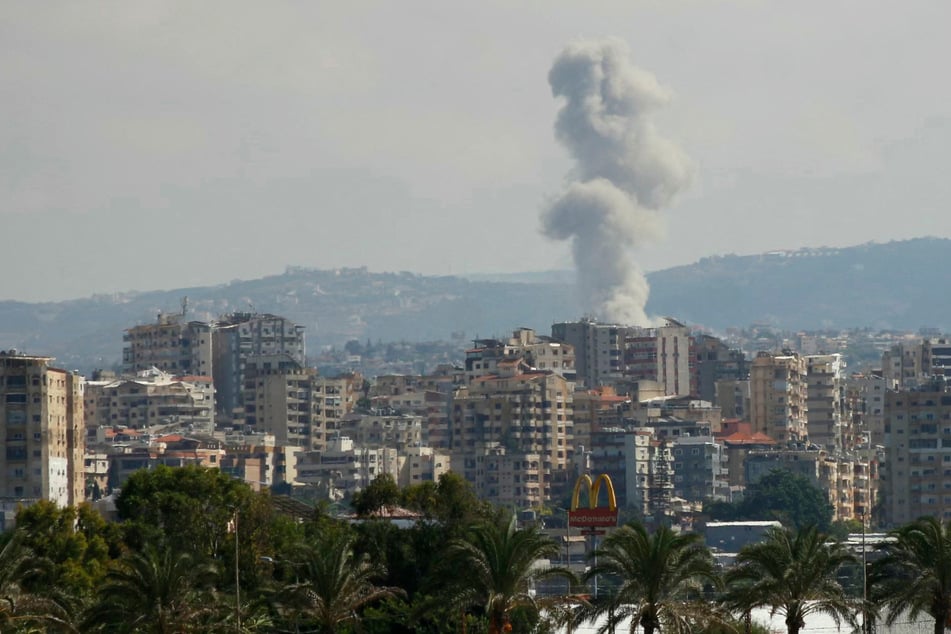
[{"xmin": 234, "ymin": 508, "xmax": 241, "ymax": 633}]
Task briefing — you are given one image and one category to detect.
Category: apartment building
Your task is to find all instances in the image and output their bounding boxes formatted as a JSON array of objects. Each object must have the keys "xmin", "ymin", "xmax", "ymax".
[
  {"xmin": 552, "ymin": 319, "xmax": 630, "ymax": 388},
  {"xmin": 0, "ymin": 351, "xmax": 85, "ymax": 514},
  {"xmin": 847, "ymin": 373, "xmax": 890, "ymax": 448},
  {"xmin": 337, "ymin": 412, "xmax": 423, "ymax": 452},
  {"xmin": 715, "ymin": 379, "xmax": 750, "ymax": 420},
  {"xmin": 694, "ymin": 334, "xmax": 749, "ymax": 403},
  {"xmin": 122, "ymin": 313, "xmax": 213, "ymax": 377},
  {"xmin": 219, "ymin": 436, "xmax": 299, "ymax": 492},
  {"xmin": 450, "ymin": 368, "xmax": 573, "ymax": 506},
  {"xmin": 239, "ymin": 350, "xmax": 360, "ymax": 453},
  {"xmin": 398, "ymin": 445, "xmax": 451, "ymax": 487},
  {"xmin": 622, "ymin": 430, "xmax": 675, "ymax": 521},
  {"xmin": 296, "ymin": 436, "xmax": 399, "ymax": 500},
  {"xmin": 750, "ymin": 352, "xmax": 808, "ymax": 443},
  {"xmin": 212, "ymin": 312, "xmax": 306, "ymax": 419},
  {"xmin": 805, "ymin": 354, "xmax": 846, "ymax": 452},
  {"xmin": 572, "ymin": 386, "xmax": 629, "ymax": 451},
  {"xmin": 671, "ymin": 435, "xmax": 731, "ymax": 503},
  {"xmin": 881, "ymin": 379, "xmax": 951, "ymax": 526},
  {"xmin": 624, "ymin": 318, "xmax": 695, "ymax": 397},
  {"xmin": 85, "ymin": 368, "xmax": 214, "ymax": 433}
]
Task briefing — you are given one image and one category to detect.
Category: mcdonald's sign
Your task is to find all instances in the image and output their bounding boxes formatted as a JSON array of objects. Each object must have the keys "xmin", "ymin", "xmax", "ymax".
[{"xmin": 568, "ymin": 473, "xmax": 619, "ymax": 528}]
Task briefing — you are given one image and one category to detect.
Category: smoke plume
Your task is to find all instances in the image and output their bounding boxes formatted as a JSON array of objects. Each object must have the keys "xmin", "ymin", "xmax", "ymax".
[{"xmin": 541, "ymin": 38, "xmax": 692, "ymax": 325}]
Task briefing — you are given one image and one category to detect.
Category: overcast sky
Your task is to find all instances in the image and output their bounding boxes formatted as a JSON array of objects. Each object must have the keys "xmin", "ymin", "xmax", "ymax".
[{"xmin": 3, "ymin": 1, "xmax": 950, "ymax": 301}]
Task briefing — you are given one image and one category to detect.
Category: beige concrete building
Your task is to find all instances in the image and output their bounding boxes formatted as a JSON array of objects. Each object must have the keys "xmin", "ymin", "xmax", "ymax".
[
  {"xmin": 85, "ymin": 368, "xmax": 215, "ymax": 433},
  {"xmin": 572, "ymin": 386, "xmax": 629, "ymax": 451},
  {"xmin": 473, "ymin": 446, "xmax": 543, "ymax": 508},
  {"xmin": 750, "ymin": 352, "xmax": 808, "ymax": 443},
  {"xmin": 743, "ymin": 446, "xmax": 874, "ymax": 523},
  {"xmin": 219, "ymin": 435, "xmax": 299, "ymax": 492},
  {"xmin": 715, "ymin": 379, "xmax": 750, "ymax": 420},
  {"xmin": 399, "ymin": 445, "xmax": 451, "ymax": 488},
  {"xmin": 122, "ymin": 313, "xmax": 213, "ymax": 377},
  {"xmin": 242, "ymin": 361, "xmax": 360, "ymax": 452},
  {"xmin": 338, "ymin": 412, "xmax": 422, "ymax": 452},
  {"xmin": 624, "ymin": 318, "xmax": 695, "ymax": 397},
  {"xmin": 0, "ymin": 351, "xmax": 85, "ymax": 513},
  {"xmin": 509, "ymin": 328, "xmax": 576, "ymax": 380},
  {"xmin": 450, "ymin": 368, "xmax": 573, "ymax": 507}
]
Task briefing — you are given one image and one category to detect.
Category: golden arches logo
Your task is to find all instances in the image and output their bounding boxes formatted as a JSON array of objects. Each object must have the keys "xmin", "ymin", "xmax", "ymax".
[
  {"xmin": 568, "ymin": 473, "xmax": 619, "ymax": 529},
  {"xmin": 570, "ymin": 473, "xmax": 617, "ymax": 511}
]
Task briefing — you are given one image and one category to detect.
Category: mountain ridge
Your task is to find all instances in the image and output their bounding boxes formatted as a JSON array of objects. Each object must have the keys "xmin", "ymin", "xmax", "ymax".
[{"xmin": 1, "ymin": 237, "xmax": 947, "ymax": 372}]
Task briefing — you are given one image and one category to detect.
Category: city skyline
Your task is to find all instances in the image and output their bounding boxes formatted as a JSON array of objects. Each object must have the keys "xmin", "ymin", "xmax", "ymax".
[{"xmin": 3, "ymin": 2, "xmax": 950, "ymax": 301}]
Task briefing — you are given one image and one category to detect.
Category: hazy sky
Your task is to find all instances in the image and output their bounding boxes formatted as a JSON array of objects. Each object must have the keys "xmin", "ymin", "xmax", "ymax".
[{"xmin": 3, "ymin": 1, "xmax": 950, "ymax": 301}]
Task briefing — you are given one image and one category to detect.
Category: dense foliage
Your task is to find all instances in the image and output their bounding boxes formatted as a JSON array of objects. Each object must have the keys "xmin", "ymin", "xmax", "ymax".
[
  {"xmin": 0, "ymin": 465, "xmax": 946, "ymax": 633},
  {"xmin": 704, "ymin": 469, "xmax": 834, "ymax": 531}
]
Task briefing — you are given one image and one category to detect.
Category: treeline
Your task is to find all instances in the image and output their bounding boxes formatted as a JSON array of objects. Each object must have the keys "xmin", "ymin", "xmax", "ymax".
[{"xmin": 1, "ymin": 466, "xmax": 949, "ymax": 633}]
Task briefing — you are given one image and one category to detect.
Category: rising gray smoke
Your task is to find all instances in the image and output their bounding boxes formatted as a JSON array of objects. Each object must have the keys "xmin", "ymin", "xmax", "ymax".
[{"xmin": 541, "ymin": 38, "xmax": 692, "ymax": 325}]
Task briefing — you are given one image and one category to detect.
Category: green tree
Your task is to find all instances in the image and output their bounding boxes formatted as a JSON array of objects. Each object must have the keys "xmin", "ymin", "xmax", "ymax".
[
  {"xmin": 272, "ymin": 529, "xmax": 403, "ymax": 634},
  {"xmin": 870, "ymin": 516, "xmax": 951, "ymax": 634},
  {"xmin": 579, "ymin": 522, "xmax": 722, "ymax": 634},
  {"xmin": 15, "ymin": 501, "xmax": 121, "ymax": 605},
  {"xmin": 82, "ymin": 543, "xmax": 219, "ymax": 633},
  {"xmin": 117, "ymin": 465, "xmax": 255, "ymax": 555},
  {"xmin": 725, "ymin": 524, "xmax": 856, "ymax": 634},
  {"xmin": 352, "ymin": 473, "xmax": 401, "ymax": 517},
  {"xmin": 439, "ymin": 514, "xmax": 569, "ymax": 634},
  {"xmin": 115, "ymin": 464, "xmax": 280, "ymax": 596},
  {"xmin": 706, "ymin": 469, "xmax": 833, "ymax": 531}
]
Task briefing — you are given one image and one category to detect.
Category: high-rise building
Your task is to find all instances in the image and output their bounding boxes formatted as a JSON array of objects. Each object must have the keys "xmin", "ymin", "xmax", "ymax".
[
  {"xmin": 212, "ymin": 313, "xmax": 306, "ymax": 419},
  {"xmin": 242, "ymin": 359, "xmax": 360, "ymax": 453},
  {"xmin": 750, "ymin": 351, "xmax": 808, "ymax": 443},
  {"xmin": 695, "ymin": 334, "xmax": 749, "ymax": 403},
  {"xmin": 450, "ymin": 367, "xmax": 573, "ymax": 506},
  {"xmin": 0, "ymin": 351, "xmax": 85, "ymax": 515},
  {"xmin": 552, "ymin": 319, "xmax": 630, "ymax": 388},
  {"xmin": 881, "ymin": 378, "xmax": 951, "ymax": 526},
  {"xmin": 624, "ymin": 318, "xmax": 695, "ymax": 397},
  {"xmin": 804, "ymin": 354, "xmax": 846, "ymax": 452},
  {"xmin": 122, "ymin": 314, "xmax": 213, "ymax": 377}
]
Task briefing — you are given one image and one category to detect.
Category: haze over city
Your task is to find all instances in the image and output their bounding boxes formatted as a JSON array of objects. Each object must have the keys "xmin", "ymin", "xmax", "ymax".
[{"xmin": 3, "ymin": 1, "xmax": 951, "ymax": 302}]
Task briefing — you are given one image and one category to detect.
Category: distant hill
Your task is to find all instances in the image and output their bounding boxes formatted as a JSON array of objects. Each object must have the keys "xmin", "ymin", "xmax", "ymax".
[
  {"xmin": 0, "ymin": 238, "xmax": 948, "ymax": 372},
  {"xmin": 645, "ymin": 237, "xmax": 951, "ymax": 332}
]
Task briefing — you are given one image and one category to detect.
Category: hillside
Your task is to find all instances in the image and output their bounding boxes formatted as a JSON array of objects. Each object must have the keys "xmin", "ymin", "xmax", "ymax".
[
  {"xmin": 645, "ymin": 237, "xmax": 950, "ymax": 332},
  {"xmin": 1, "ymin": 238, "xmax": 948, "ymax": 371}
]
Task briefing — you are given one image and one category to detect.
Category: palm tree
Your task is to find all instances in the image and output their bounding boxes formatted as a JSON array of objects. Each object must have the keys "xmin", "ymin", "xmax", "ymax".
[
  {"xmin": 440, "ymin": 513, "xmax": 571, "ymax": 634},
  {"xmin": 82, "ymin": 543, "xmax": 219, "ymax": 633},
  {"xmin": 272, "ymin": 529, "xmax": 403, "ymax": 634},
  {"xmin": 579, "ymin": 522, "xmax": 721, "ymax": 634},
  {"xmin": 0, "ymin": 530, "xmax": 72, "ymax": 632},
  {"xmin": 869, "ymin": 516, "xmax": 951, "ymax": 634},
  {"xmin": 724, "ymin": 524, "xmax": 856, "ymax": 634}
]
